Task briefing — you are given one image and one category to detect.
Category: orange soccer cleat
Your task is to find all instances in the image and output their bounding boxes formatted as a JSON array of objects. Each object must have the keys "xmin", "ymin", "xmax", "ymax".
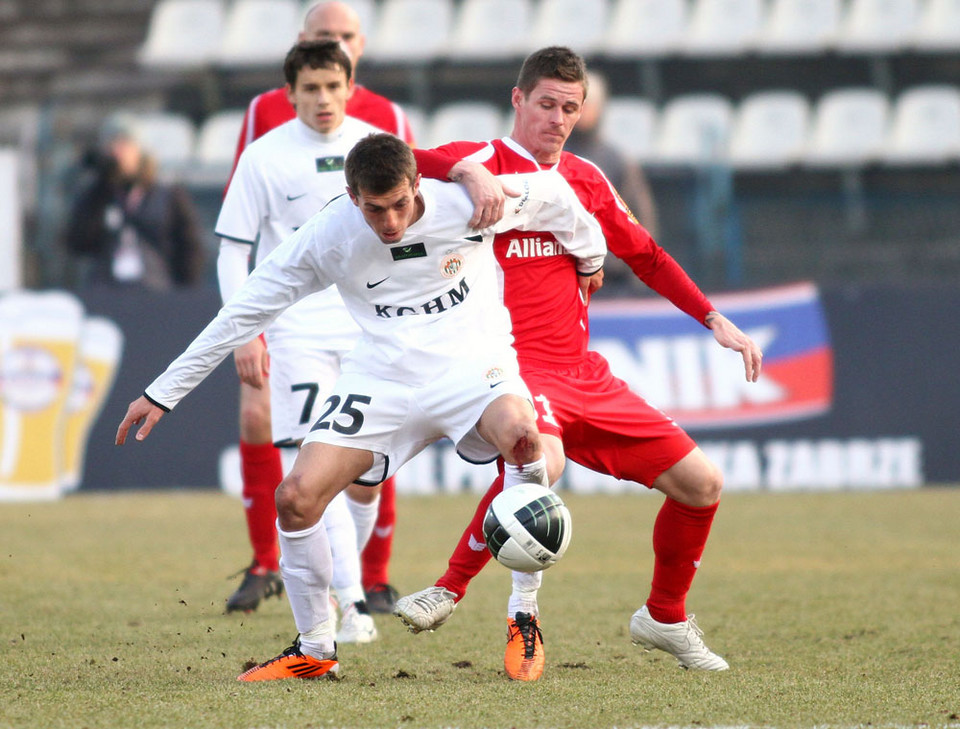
[
  {"xmin": 504, "ymin": 612, "xmax": 545, "ymax": 681},
  {"xmin": 237, "ymin": 637, "xmax": 340, "ymax": 682}
]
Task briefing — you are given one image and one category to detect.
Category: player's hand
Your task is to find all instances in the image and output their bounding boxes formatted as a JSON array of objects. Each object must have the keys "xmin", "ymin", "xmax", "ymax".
[
  {"xmin": 115, "ymin": 396, "xmax": 165, "ymax": 445},
  {"xmin": 705, "ymin": 311, "xmax": 763, "ymax": 382},
  {"xmin": 234, "ymin": 337, "xmax": 268, "ymax": 389},
  {"xmin": 579, "ymin": 269, "xmax": 604, "ymax": 304},
  {"xmin": 448, "ymin": 160, "xmax": 521, "ymax": 229}
]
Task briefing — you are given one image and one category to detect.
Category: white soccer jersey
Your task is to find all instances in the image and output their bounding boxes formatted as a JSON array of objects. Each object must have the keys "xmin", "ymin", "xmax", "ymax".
[
  {"xmin": 145, "ymin": 171, "xmax": 605, "ymax": 410},
  {"xmin": 216, "ymin": 116, "xmax": 380, "ymax": 350}
]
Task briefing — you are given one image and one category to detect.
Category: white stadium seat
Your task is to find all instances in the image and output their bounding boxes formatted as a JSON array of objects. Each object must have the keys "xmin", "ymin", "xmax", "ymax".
[
  {"xmin": 682, "ymin": 0, "xmax": 765, "ymax": 55},
  {"xmin": 909, "ymin": 0, "xmax": 960, "ymax": 50},
  {"xmin": 217, "ymin": 0, "xmax": 300, "ymax": 67},
  {"xmin": 605, "ymin": 0, "xmax": 690, "ymax": 58},
  {"xmin": 754, "ymin": 0, "xmax": 842, "ymax": 54},
  {"xmin": 112, "ymin": 111, "xmax": 197, "ymax": 174},
  {"xmin": 654, "ymin": 93, "xmax": 734, "ymax": 164},
  {"xmin": 598, "ymin": 96, "xmax": 659, "ymax": 162},
  {"xmin": 527, "ymin": 0, "xmax": 611, "ymax": 55},
  {"xmin": 139, "ymin": 0, "xmax": 225, "ymax": 68},
  {"xmin": 423, "ymin": 102, "xmax": 506, "ymax": 148},
  {"xmin": 883, "ymin": 85, "xmax": 960, "ymax": 165},
  {"xmin": 401, "ymin": 105, "xmax": 429, "ymax": 144},
  {"xmin": 365, "ymin": 0, "xmax": 455, "ymax": 63},
  {"xmin": 194, "ymin": 109, "xmax": 246, "ymax": 168},
  {"xmin": 447, "ymin": 0, "xmax": 533, "ymax": 60},
  {"xmin": 835, "ymin": 0, "xmax": 920, "ymax": 52},
  {"xmin": 804, "ymin": 88, "xmax": 890, "ymax": 166},
  {"xmin": 728, "ymin": 90, "xmax": 812, "ymax": 169}
]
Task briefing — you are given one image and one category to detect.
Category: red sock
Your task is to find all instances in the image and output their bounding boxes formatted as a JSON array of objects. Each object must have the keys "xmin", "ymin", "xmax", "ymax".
[
  {"xmin": 239, "ymin": 440, "xmax": 282, "ymax": 572},
  {"xmin": 436, "ymin": 472, "xmax": 503, "ymax": 601},
  {"xmin": 646, "ymin": 497, "xmax": 719, "ymax": 624},
  {"xmin": 361, "ymin": 476, "xmax": 396, "ymax": 588}
]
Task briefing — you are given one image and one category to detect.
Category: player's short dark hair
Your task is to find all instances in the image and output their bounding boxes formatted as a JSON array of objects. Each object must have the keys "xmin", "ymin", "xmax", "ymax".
[
  {"xmin": 516, "ymin": 46, "xmax": 588, "ymax": 100},
  {"xmin": 283, "ymin": 40, "xmax": 352, "ymax": 86},
  {"xmin": 345, "ymin": 133, "xmax": 417, "ymax": 195}
]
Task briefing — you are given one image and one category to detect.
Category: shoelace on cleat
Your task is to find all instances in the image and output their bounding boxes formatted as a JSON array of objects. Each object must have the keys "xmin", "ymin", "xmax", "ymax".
[{"xmin": 511, "ymin": 615, "xmax": 543, "ymax": 659}]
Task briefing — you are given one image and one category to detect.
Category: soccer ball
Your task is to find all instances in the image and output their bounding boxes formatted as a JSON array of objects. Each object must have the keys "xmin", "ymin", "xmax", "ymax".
[{"xmin": 482, "ymin": 483, "xmax": 572, "ymax": 572}]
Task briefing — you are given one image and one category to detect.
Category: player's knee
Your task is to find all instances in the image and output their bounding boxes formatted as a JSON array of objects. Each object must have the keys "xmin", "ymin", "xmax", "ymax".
[
  {"xmin": 275, "ymin": 472, "xmax": 321, "ymax": 530},
  {"xmin": 238, "ymin": 398, "xmax": 271, "ymax": 437},
  {"xmin": 697, "ymin": 461, "xmax": 724, "ymax": 505}
]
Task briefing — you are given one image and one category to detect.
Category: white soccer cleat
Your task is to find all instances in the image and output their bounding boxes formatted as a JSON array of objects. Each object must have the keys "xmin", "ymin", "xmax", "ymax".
[
  {"xmin": 393, "ymin": 586, "xmax": 458, "ymax": 634},
  {"xmin": 336, "ymin": 601, "xmax": 378, "ymax": 644},
  {"xmin": 630, "ymin": 605, "xmax": 730, "ymax": 671}
]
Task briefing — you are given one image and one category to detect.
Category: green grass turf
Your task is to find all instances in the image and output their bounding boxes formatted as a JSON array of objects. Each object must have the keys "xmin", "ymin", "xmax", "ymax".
[{"xmin": 1, "ymin": 487, "xmax": 958, "ymax": 729}]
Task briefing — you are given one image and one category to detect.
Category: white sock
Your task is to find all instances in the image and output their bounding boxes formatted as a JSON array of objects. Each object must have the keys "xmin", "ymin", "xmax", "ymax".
[
  {"xmin": 277, "ymin": 519, "xmax": 335, "ymax": 659},
  {"xmin": 346, "ymin": 494, "xmax": 380, "ymax": 551},
  {"xmin": 508, "ymin": 569, "xmax": 542, "ymax": 618},
  {"xmin": 324, "ymin": 492, "xmax": 365, "ymax": 606},
  {"xmin": 503, "ymin": 455, "xmax": 548, "ymax": 490}
]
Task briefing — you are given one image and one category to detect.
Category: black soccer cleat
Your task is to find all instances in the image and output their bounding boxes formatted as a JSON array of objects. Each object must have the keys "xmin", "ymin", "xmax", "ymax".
[
  {"xmin": 226, "ymin": 562, "xmax": 284, "ymax": 613},
  {"xmin": 363, "ymin": 582, "xmax": 400, "ymax": 613}
]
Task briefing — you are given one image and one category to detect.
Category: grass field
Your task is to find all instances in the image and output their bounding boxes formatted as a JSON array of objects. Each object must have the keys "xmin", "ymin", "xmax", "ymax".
[{"xmin": 2, "ymin": 487, "xmax": 959, "ymax": 729}]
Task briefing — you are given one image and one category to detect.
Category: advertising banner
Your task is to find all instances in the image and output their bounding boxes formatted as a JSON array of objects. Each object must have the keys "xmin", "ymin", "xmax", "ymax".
[{"xmin": 65, "ymin": 282, "xmax": 959, "ymax": 492}]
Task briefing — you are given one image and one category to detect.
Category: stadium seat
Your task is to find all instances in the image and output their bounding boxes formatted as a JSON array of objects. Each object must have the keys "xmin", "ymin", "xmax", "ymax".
[
  {"xmin": 882, "ymin": 85, "xmax": 960, "ymax": 165},
  {"xmin": 753, "ymin": 0, "xmax": 842, "ymax": 54},
  {"xmin": 803, "ymin": 88, "xmax": 890, "ymax": 166},
  {"xmin": 527, "ymin": 0, "xmax": 611, "ymax": 55},
  {"xmin": 423, "ymin": 102, "xmax": 507, "ymax": 148},
  {"xmin": 653, "ymin": 93, "xmax": 734, "ymax": 164},
  {"xmin": 909, "ymin": 0, "xmax": 960, "ymax": 50},
  {"xmin": 447, "ymin": 0, "xmax": 532, "ymax": 60},
  {"xmin": 727, "ymin": 90, "xmax": 811, "ymax": 169},
  {"xmin": 100, "ymin": 111, "xmax": 197, "ymax": 176},
  {"xmin": 604, "ymin": 0, "xmax": 690, "ymax": 58},
  {"xmin": 217, "ymin": 0, "xmax": 300, "ymax": 67},
  {"xmin": 138, "ymin": 0, "xmax": 225, "ymax": 68},
  {"xmin": 194, "ymin": 108, "xmax": 246, "ymax": 169},
  {"xmin": 598, "ymin": 96, "xmax": 659, "ymax": 163},
  {"xmin": 835, "ymin": 0, "xmax": 920, "ymax": 52},
  {"xmin": 681, "ymin": 0, "xmax": 765, "ymax": 55},
  {"xmin": 365, "ymin": 0, "xmax": 455, "ymax": 63},
  {"xmin": 402, "ymin": 106, "xmax": 429, "ymax": 144}
]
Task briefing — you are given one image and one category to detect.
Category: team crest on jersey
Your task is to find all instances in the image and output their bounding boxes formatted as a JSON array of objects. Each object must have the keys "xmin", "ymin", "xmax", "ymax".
[
  {"xmin": 440, "ymin": 252, "xmax": 464, "ymax": 278},
  {"xmin": 484, "ymin": 366, "xmax": 504, "ymax": 384}
]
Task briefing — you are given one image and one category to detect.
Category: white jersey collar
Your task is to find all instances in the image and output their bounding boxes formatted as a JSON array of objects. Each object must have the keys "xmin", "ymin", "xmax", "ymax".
[
  {"xmin": 292, "ymin": 117, "xmax": 346, "ymax": 144},
  {"xmin": 502, "ymin": 136, "xmax": 560, "ymax": 172}
]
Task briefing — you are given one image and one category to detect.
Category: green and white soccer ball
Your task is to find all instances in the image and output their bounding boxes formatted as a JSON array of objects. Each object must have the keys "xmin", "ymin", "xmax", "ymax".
[{"xmin": 482, "ymin": 483, "xmax": 572, "ymax": 572}]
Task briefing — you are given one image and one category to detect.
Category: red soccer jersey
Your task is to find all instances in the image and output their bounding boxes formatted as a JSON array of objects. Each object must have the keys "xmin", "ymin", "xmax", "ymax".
[
  {"xmin": 228, "ymin": 84, "xmax": 415, "ymax": 184},
  {"xmin": 416, "ymin": 137, "xmax": 714, "ymax": 365}
]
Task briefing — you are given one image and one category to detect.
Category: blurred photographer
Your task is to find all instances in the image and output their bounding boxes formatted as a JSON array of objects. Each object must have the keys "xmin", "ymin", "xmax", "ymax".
[{"xmin": 63, "ymin": 115, "xmax": 206, "ymax": 290}]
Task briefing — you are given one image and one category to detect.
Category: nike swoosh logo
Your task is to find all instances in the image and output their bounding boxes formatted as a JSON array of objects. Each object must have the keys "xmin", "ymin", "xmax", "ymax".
[
  {"xmin": 468, "ymin": 533, "xmax": 486, "ymax": 551},
  {"xmin": 489, "ymin": 380, "xmax": 504, "ymax": 389},
  {"xmin": 366, "ymin": 277, "xmax": 389, "ymax": 289},
  {"xmin": 374, "ymin": 526, "xmax": 393, "ymax": 538},
  {"xmin": 286, "ymin": 192, "xmax": 307, "ymax": 201}
]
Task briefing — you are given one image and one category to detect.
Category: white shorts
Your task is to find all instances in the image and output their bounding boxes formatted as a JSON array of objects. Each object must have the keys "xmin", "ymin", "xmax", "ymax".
[
  {"xmin": 301, "ymin": 353, "xmax": 533, "ymax": 485},
  {"xmin": 267, "ymin": 343, "xmax": 348, "ymax": 446}
]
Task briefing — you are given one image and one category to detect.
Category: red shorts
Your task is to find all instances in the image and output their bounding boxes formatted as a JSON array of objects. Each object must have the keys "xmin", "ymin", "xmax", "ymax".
[{"xmin": 524, "ymin": 351, "xmax": 696, "ymax": 487}]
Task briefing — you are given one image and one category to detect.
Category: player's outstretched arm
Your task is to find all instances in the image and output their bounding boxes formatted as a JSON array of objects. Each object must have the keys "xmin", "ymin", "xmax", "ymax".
[
  {"xmin": 115, "ymin": 396, "xmax": 166, "ymax": 445},
  {"xmin": 705, "ymin": 311, "xmax": 763, "ymax": 382}
]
